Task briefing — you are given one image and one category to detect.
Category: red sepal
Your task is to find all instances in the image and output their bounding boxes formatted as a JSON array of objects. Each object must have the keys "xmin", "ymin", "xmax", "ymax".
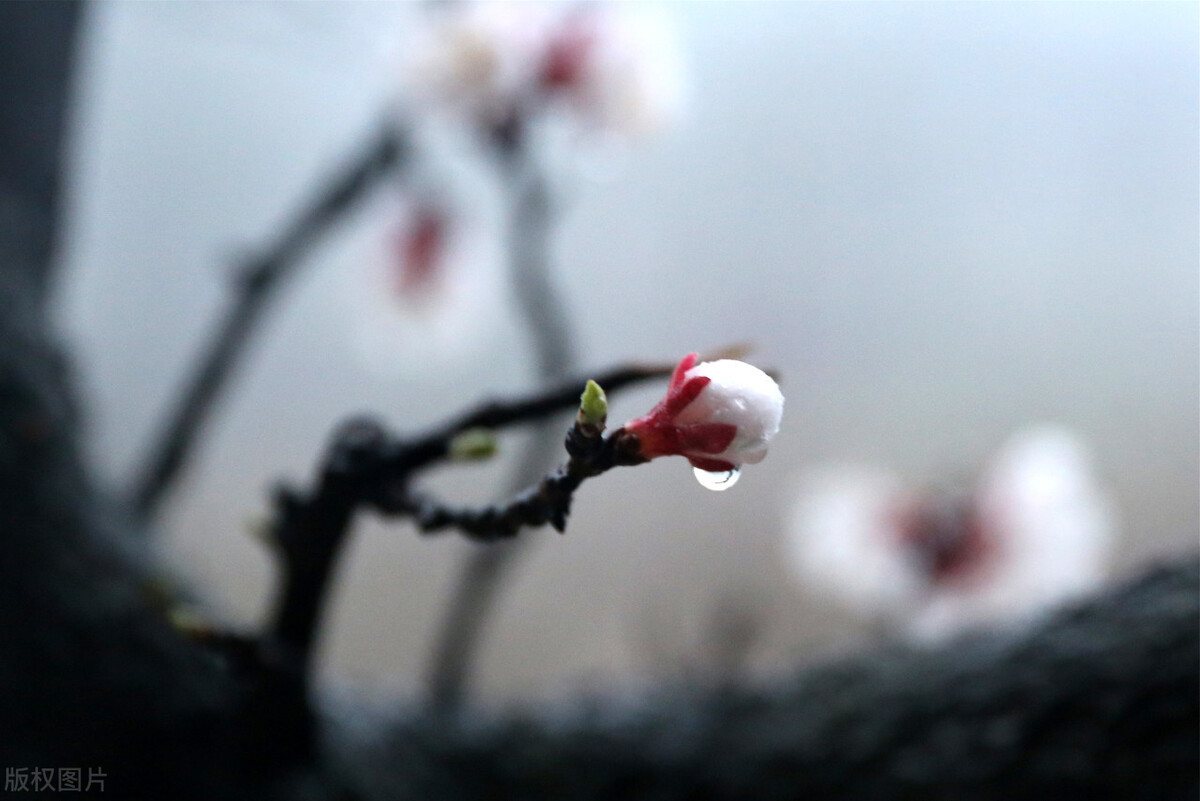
[
  {"xmin": 676, "ymin": 422, "xmax": 737, "ymax": 454},
  {"xmin": 686, "ymin": 455, "xmax": 737, "ymax": 473},
  {"xmin": 624, "ymin": 353, "xmax": 741, "ymax": 468},
  {"xmin": 669, "ymin": 353, "xmax": 699, "ymax": 392},
  {"xmin": 663, "ymin": 375, "xmax": 710, "ymax": 418}
]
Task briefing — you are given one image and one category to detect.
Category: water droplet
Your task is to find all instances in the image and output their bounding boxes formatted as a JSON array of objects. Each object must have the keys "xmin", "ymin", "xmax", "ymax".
[{"xmin": 693, "ymin": 466, "xmax": 741, "ymax": 491}]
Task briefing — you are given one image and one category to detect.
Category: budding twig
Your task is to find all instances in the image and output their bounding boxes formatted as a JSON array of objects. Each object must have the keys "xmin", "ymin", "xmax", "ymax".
[
  {"xmin": 396, "ymin": 361, "xmax": 676, "ymax": 471},
  {"xmin": 380, "ymin": 424, "xmax": 645, "ymax": 540},
  {"xmin": 242, "ymin": 363, "xmax": 665, "ymax": 754}
]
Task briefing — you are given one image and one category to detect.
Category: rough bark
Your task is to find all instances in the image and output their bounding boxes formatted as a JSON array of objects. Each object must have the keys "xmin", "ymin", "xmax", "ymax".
[{"xmin": 335, "ymin": 558, "xmax": 1199, "ymax": 801}]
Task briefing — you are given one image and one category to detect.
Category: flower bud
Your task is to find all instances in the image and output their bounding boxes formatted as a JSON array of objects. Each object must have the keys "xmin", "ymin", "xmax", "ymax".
[{"xmin": 624, "ymin": 353, "xmax": 783, "ymax": 472}]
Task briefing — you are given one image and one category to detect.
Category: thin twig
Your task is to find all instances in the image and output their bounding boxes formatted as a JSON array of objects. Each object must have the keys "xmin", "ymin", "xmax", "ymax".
[
  {"xmin": 129, "ymin": 125, "xmax": 407, "ymax": 524},
  {"xmin": 378, "ymin": 426, "xmax": 645, "ymax": 539},
  {"xmin": 395, "ymin": 361, "xmax": 673, "ymax": 472},
  {"xmin": 252, "ymin": 362, "xmax": 665, "ymax": 756}
]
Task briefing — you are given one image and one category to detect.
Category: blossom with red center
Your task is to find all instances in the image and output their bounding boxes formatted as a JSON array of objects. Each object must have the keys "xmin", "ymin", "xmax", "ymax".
[
  {"xmin": 890, "ymin": 494, "xmax": 996, "ymax": 588},
  {"xmin": 624, "ymin": 353, "xmax": 784, "ymax": 473},
  {"xmin": 540, "ymin": 5, "xmax": 685, "ymax": 139},
  {"xmin": 784, "ymin": 425, "xmax": 1116, "ymax": 642},
  {"xmin": 404, "ymin": 2, "xmax": 684, "ymax": 140}
]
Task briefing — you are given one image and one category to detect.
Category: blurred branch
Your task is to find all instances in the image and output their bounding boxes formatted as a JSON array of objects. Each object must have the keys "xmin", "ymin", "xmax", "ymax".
[
  {"xmin": 129, "ymin": 125, "xmax": 408, "ymax": 524},
  {"xmin": 0, "ymin": 1, "xmax": 81, "ymax": 303},
  {"xmin": 507, "ymin": 157, "xmax": 574, "ymax": 382},
  {"xmin": 701, "ymin": 593, "xmax": 768, "ymax": 687},
  {"xmin": 426, "ymin": 154, "xmax": 578, "ymax": 712}
]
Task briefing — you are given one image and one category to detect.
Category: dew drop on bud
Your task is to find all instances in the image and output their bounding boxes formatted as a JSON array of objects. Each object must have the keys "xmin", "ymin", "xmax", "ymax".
[{"xmin": 693, "ymin": 467, "xmax": 741, "ymax": 491}]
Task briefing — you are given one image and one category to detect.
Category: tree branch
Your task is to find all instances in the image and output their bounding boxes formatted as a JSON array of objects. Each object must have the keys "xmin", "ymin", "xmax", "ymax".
[
  {"xmin": 427, "ymin": 157, "xmax": 578, "ymax": 711},
  {"xmin": 379, "ymin": 424, "xmax": 644, "ymax": 540},
  {"xmin": 249, "ymin": 362, "xmax": 667, "ymax": 759},
  {"xmin": 129, "ymin": 125, "xmax": 408, "ymax": 524}
]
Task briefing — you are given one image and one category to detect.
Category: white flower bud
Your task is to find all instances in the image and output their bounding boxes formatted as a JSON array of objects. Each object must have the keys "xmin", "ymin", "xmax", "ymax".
[
  {"xmin": 624, "ymin": 354, "xmax": 783, "ymax": 472},
  {"xmin": 673, "ymin": 359, "xmax": 784, "ymax": 467}
]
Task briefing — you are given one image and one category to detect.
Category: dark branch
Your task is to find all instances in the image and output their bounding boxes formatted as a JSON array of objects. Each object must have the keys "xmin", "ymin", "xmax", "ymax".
[
  {"xmin": 380, "ymin": 425, "xmax": 645, "ymax": 541},
  {"xmin": 395, "ymin": 361, "xmax": 673, "ymax": 472},
  {"xmin": 251, "ymin": 362, "xmax": 664, "ymax": 755},
  {"xmin": 266, "ymin": 372, "xmax": 658, "ymax": 653},
  {"xmin": 129, "ymin": 125, "xmax": 408, "ymax": 524}
]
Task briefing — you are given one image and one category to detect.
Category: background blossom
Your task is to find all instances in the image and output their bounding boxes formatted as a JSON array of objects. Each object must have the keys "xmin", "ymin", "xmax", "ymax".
[{"xmin": 786, "ymin": 425, "xmax": 1117, "ymax": 642}]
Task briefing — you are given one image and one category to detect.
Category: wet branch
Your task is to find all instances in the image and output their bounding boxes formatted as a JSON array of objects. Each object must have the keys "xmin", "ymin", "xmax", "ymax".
[
  {"xmin": 394, "ymin": 361, "xmax": 675, "ymax": 469},
  {"xmin": 129, "ymin": 125, "xmax": 408, "ymax": 524},
  {"xmin": 380, "ymin": 423, "xmax": 644, "ymax": 540},
  {"xmin": 246, "ymin": 362, "xmax": 667, "ymax": 757}
]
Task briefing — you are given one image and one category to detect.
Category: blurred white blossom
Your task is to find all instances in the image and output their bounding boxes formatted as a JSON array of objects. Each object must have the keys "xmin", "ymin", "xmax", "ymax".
[
  {"xmin": 352, "ymin": 3, "xmax": 685, "ymax": 376},
  {"xmin": 405, "ymin": 2, "xmax": 546, "ymax": 128},
  {"xmin": 403, "ymin": 2, "xmax": 684, "ymax": 140},
  {"xmin": 343, "ymin": 187, "xmax": 508, "ymax": 378},
  {"xmin": 784, "ymin": 425, "xmax": 1116, "ymax": 642},
  {"xmin": 786, "ymin": 466, "xmax": 926, "ymax": 622},
  {"xmin": 540, "ymin": 5, "xmax": 685, "ymax": 139}
]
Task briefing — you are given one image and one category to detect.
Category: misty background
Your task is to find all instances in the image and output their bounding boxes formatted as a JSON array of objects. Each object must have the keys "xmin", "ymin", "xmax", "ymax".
[{"xmin": 53, "ymin": 2, "xmax": 1197, "ymax": 704}]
